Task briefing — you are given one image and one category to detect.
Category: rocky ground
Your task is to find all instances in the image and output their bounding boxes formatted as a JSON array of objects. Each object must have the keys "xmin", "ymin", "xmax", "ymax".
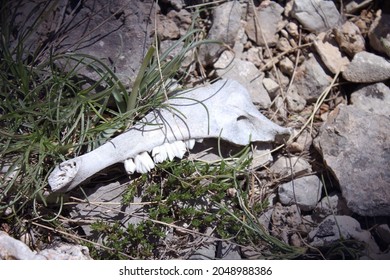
[{"xmin": 1, "ymin": 0, "xmax": 390, "ymax": 259}]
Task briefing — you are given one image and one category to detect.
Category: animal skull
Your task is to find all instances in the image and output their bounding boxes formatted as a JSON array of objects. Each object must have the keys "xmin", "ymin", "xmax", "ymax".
[{"xmin": 48, "ymin": 79, "xmax": 291, "ymax": 192}]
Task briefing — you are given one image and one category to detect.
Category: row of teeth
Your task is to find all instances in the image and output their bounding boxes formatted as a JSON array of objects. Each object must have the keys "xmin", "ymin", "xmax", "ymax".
[{"xmin": 124, "ymin": 139, "xmax": 196, "ymax": 174}]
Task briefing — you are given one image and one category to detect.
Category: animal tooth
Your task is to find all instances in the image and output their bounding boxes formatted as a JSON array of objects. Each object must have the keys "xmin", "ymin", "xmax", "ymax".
[
  {"xmin": 172, "ymin": 141, "xmax": 187, "ymax": 159},
  {"xmin": 134, "ymin": 152, "xmax": 155, "ymax": 173},
  {"xmin": 152, "ymin": 145, "xmax": 165, "ymax": 163},
  {"xmin": 184, "ymin": 139, "xmax": 195, "ymax": 150},
  {"xmin": 163, "ymin": 143, "xmax": 175, "ymax": 161},
  {"xmin": 124, "ymin": 158, "xmax": 136, "ymax": 174}
]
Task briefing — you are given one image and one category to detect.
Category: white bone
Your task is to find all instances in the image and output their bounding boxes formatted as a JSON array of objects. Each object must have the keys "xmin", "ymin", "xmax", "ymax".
[
  {"xmin": 134, "ymin": 152, "xmax": 155, "ymax": 173},
  {"xmin": 48, "ymin": 79, "xmax": 291, "ymax": 192},
  {"xmin": 124, "ymin": 158, "xmax": 136, "ymax": 174}
]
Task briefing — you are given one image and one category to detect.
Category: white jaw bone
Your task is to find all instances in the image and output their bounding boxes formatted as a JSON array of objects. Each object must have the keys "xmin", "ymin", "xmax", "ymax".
[{"xmin": 48, "ymin": 79, "xmax": 291, "ymax": 192}]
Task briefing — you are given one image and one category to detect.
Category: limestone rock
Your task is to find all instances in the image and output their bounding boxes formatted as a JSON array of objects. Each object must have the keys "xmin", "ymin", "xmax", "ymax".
[
  {"xmin": 342, "ymin": 51, "xmax": 390, "ymax": 83},
  {"xmin": 293, "ymin": 55, "xmax": 332, "ymax": 103},
  {"xmin": 368, "ymin": 12, "xmax": 390, "ymax": 58},
  {"xmin": 199, "ymin": 1, "xmax": 242, "ymax": 66},
  {"xmin": 262, "ymin": 78, "xmax": 280, "ymax": 99},
  {"xmin": 269, "ymin": 156, "xmax": 312, "ymax": 178},
  {"xmin": 60, "ymin": 0, "xmax": 155, "ymax": 86},
  {"xmin": 375, "ymin": 224, "xmax": 390, "ymax": 245},
  {"xmin": 278, "ymin": 175, "xmax": 323, "ymax": 211},
  {"xmin": 350, "ymin": 82, "xmax": 390, "ymax": 116},
  {"xmin": 215, "ymin": 58, "xmax": 271, "ymax": 108},
  {"xmin": 245, "ymin": 1, "xmax": 284, "ymax": 46},
  {"xmin": 309, "ymin": 215, "xmax": 381, "ymax": 257},
  {"xmin": 36, "ymin": 243, "xmax": 92, "ymax": 260},
  {"xmin": 0, "ymin": 231, "xmax": 92, "ymax": 260},
  {"xmin": 286, "ymin": 85, "xmax": 307, "ymax": 112},
  {"xmin": 270, "ymin": 203, "xmax": 311, "ymax": 246},
  {"xmin": 71, "ymin": 181, "xmax": 146, "ymax": 236},
  {"xmin": 334, "ymin": 21, "xmax": 366, "ymax": 57},
  {"xmin": 314, "ymin": 105, "xmax": 390, "ymax": 216},
  {"xmin": 292, "ymin": 0, "xmax": 343, "ymax": 33},
  {"xmin": 312, "ymin": 192, "xmax": 352, "ymax": 222},
  {"xmin": 314, "ymin": 34, "xmax": 350, "ymax": 73}
]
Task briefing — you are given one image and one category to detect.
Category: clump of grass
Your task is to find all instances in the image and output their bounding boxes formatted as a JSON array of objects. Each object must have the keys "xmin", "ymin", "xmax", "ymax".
[{"xmin": 0, "ymin": 1, "xmax": 209, "ymax": 224}]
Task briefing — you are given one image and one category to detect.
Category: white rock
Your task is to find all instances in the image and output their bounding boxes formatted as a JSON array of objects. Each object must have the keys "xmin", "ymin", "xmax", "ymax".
[
  {"xmin": 278, "ymin": 175, "xmax": 322, "ymax": 211},
  {"xmin": 342, "ymin": 51, "xmax": 390, "ymax": 83}
]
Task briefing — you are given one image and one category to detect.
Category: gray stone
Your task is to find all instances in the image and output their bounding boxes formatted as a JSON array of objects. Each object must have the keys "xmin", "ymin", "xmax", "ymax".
[
  {"xmin": 309, "ymin": 215, "xmax": 381, "ymax": 257},
  {"xmin": 257, "ymin": 208, "xmax": 274, "ymax": 234},
  {"xmin": 345, "ymin": 0, "xmax": 373, "ymax": 14},
  {"xmin": 286, "ymin": 85, "xmax": 307, "ymax": 112},
  {"xmin": 313, "ymin": 192, "xmax": 352, "ymax": 221},
  {"xmin": 189, "ymin": 241, "xmax": 242, "ymax": 260},
  {"xmin": 314, "ymin": 104, "xmax": 390, "ymax": 216},
  {"xmin": 375, "ymin": 224, "xmax": 390, "ymax": 245},
  {"xmin": 292, "ymin": 0, "xmax": 343, "ymax": 33},
  {"xmin": 270, "ymin": 156, "xmax": 312, "ymax": 178},
  {"xmin": 199, "ymin": 1, "xmax": 242, "ymax": 66},
  {"xmin": 278, "ymin": 175, "xmax": 323, "ymax": 211},
  {"xmin": 288, "ymin": 129, "xmax": 313, "ymax": 153},
  {"xmin": 270, "ymin": 203, "xmax": 305, "ymax": 245},
  {"xmin": 293, "ymin": 55, "xmax": 332, "ymax": 103},
  {"xmin": 12, "ymin": 0, "xmax": 152, "ymax": 86},
  {"xmin": 245, "ymin": 1, "xmax": 284, "ymax": 46},
  {"xmin": 215, "ymin": 58, "xmax": 271, "ymax": 108},
  {"xmin": 278, "ymin": 57, "xmax": 295, "ymax": 76},
  {"xmin": 342, "ymin": 51, "xmax": 390, "ymax": 83},
  {"xmin": 334, "ymin": 21, "xmax": 366, "ymax": 57},
  {"xmin": 350, "ymin": 83, "xmax": 390, "ymax": 116},
  {"xmin": 262, "ymin": 78, "xmax": 280, "ymax": 99},
  {"xmin": 71, "ymin": 181, "xmax": 145, "ymax": 236},
  {"xmin": 57, "ymin": 0, "xmax": 156, "ymax": 86},
  {"xmin": 368, "ymin": 12, "xmax": 390, "ymax": 58}
]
